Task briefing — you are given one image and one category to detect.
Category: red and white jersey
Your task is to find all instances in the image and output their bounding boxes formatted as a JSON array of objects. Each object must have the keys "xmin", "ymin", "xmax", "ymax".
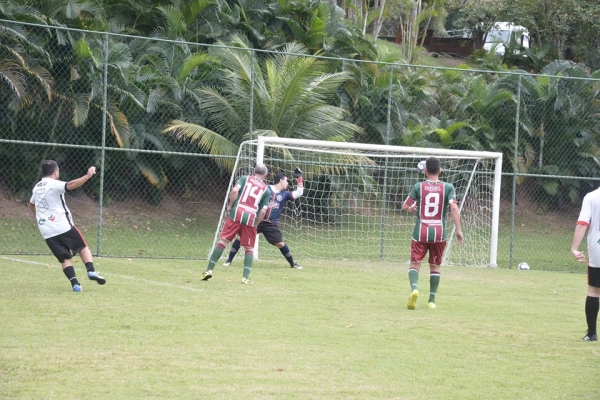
[
  {"xmin": 229, "ymin": 175, "xmax": 270, "ymax": 227},
  {"xmin": 29, "ymin": 178, "xmax": 74, "ymax": 239},
  {"xmin": 404, "ymin": 180, "xmax": 457, "ymax": 243},
  {"xmin": 577, "ymin": 187, "xmax": 600, "ymax": 268}
]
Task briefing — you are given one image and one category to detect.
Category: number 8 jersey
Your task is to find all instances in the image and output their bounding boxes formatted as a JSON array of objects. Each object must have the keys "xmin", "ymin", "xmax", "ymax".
[{"xmin": 405, "ymin": 180, "xmax": 457, "ymax": 242}]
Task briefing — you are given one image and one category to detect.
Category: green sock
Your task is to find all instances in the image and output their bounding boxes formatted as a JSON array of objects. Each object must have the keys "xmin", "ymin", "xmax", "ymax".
[
  {"xmin": 207, "ymin": 247, "xmax": 224, "ymax": 270},
  {"xmin": 243, "ymin": 254, "xmax": 253, "ymax": 279},
  {"xmin": 408, "ymin": 269, "xmax": 419, "ymax": 291},
  {"xmin": 429, "ymin": 273, "xmax": 440, "ymax": 303}
]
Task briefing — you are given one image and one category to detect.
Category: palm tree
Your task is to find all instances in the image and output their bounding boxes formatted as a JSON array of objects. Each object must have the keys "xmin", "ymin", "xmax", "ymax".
[
  {"xmin": 275, "ymin": 0, "xmax": 377, "ymax": 59},
  {"xmin": 0, "ymin": 20, "xmax": 53, "ymax": 113},
  {"xmin": 495, "ymin": 61, "xmax": 600, "ymax": 209},
  {"xmin": 163, "ymin": 37, "xmax": 364, "ymax": 172},
  {"xmin": 0, "ymin": 2, "xmax": 56, "ymax": 193},
  {"xmin": 448, "ymin": 73, "xmax": 516, "ymax": 155},
  {"xmin": 341, "ymin": 47, "xmax": 414, "ymax": 145}
]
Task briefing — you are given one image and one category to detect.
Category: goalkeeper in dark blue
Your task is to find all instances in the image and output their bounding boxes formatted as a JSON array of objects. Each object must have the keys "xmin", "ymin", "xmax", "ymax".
[{"xmin": 224, "ymin": 168, "xmax": 304, "ymax": 269}]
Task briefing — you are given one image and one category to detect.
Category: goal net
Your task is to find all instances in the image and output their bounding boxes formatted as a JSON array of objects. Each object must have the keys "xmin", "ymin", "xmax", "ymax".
[{"xmin": 212, "ymin": 137, "xmax": 502, "ymax": 267}]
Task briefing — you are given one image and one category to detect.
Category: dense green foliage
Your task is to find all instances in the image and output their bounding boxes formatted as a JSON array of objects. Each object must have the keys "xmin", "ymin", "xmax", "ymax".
[{"xmin": 2, "ymin": 0, "xmax": 600, "ymax": 211}]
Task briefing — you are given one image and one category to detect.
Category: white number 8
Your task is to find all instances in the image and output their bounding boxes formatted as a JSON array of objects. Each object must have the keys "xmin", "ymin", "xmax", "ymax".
[{"xmin": 424, "ymin": 193, "xmax": 440, "ymax": 217}]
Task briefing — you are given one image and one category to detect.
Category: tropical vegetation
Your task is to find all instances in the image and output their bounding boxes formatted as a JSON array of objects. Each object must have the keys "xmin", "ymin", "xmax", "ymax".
[{"xmin": 2, "ymin": 0, "xmax": 600, "ymax": 211}]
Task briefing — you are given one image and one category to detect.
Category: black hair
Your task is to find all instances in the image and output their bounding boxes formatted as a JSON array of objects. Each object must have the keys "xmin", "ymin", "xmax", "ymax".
[
  {"xmin": 425, "ymin": 157, "xmax": 441, "ymax": 175},
  {"xmin": 41, "ymin": 160, "xmax": 58, "ymax": 177},
  {"xmin": 273, "ymin": 173, "xmax": 287, "ymax": 184}
]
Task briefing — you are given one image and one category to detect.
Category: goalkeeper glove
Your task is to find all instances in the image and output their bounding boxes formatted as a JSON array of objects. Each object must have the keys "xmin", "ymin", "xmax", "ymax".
[{"xmin": 293, "ymin": 167, "xmax": 302, "ymax": 178}]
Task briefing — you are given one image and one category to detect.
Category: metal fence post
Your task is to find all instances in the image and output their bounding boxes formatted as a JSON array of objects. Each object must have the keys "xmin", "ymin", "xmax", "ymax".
[
  {"xmin": 96, "ymin": 33, "xmax": 109, "ymax": 257},
  {"xmin": 379, "ymin": 66, "xmax": 394, "ymax": 260},
  {"xmin": 510, "ymin": 74, "xmax": 522, "ymax": 269},
  {"xmin": 249, "ymin": 50, "xmax": 255, "ymax": 141}
]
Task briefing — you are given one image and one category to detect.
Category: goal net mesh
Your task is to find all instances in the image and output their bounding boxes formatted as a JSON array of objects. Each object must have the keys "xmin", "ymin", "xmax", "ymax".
[{"xmin": 215, "ymin": 139, "xmax": 498, "ymax": 267}]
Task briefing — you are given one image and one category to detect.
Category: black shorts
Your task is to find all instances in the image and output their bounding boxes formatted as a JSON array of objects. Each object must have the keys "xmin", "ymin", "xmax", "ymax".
[
  {"xmin": 588, "ymin": 266, "xmax": 600, "ymax": 288},
  {"xmin": 45, "ymin": 226, "xmax": 88, "ymax": 263},
  {"xmin": 257, "ymin": 221, "xmax": 283, "ymax": 244}
]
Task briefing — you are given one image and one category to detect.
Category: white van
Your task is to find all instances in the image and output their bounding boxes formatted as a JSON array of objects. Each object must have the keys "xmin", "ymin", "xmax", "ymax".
[{"xmin": 483, "ymin": 22, "xmax": 530, "ymax": 56}]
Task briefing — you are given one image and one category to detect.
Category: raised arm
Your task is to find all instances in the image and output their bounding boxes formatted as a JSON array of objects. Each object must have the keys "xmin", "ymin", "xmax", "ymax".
[
  {"xmin": 292, "ymin": 167, "xmax": 304, "ymax": 198},
  {"xmin": 66, "ymin": 166, "xmax": 96, "ymax": 191}
]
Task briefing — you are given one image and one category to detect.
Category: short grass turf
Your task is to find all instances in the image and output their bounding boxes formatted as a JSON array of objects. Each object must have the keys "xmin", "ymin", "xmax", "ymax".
[{"xmin": 0, "ymin": 256, "xmax": 598, "ymax": 399}]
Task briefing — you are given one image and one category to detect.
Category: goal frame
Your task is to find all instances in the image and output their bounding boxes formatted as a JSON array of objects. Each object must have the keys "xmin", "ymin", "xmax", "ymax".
[{"xmin": 212, "ymin": 137, "xmax": 503, "ymax": 267}]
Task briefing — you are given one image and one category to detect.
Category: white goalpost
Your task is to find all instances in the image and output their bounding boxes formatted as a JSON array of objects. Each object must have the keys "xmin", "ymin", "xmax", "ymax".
[{"xmin": 212, "ymin": 137, "xmax": 503, "ymax": 267}]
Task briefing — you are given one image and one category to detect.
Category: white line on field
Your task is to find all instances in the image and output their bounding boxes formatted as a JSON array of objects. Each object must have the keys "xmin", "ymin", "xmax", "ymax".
[
  {"xmin": 0, "ymin": 256, "xmax": 204, "ymax": 293},
  {"xmin": 0, "ymin": 256, "xmax": 52, "ymax": 267}
]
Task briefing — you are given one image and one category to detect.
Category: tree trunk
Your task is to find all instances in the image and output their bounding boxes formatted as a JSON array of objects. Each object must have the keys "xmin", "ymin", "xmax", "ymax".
[
  {"xmin": 413, "ymin": 0, "xmax": 423, "ymax": 61},
  {"xmin": 420, "ymin": 7, "xmax": 433, "ymax": 47},
  {"xmin": 372, "ymin": 0, "xmax": 386, "ymax": 41}
]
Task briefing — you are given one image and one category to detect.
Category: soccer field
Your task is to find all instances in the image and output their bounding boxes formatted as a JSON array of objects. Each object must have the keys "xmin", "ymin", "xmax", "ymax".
[{"xmin": 1, "ymin": 256, "xmax": 598, "ymax": 399}]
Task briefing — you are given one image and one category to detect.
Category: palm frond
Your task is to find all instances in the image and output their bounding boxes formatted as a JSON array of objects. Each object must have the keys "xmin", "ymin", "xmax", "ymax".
[{"xmin": 163, "ymin": 120, "xmax": 239, "ymax": 172}]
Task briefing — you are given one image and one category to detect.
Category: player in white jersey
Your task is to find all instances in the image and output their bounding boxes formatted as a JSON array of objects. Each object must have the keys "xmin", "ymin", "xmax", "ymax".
[
  {"xmin": 402, "ymin": 157, "xmax": 463, "ymax": 310},
  {"xmin": 571, "ymin": 186, "xmax": 600, "ymax": 341},
  {"xmin": 29, "ymin": 160, "xmax": 106, "ymax": 292}
]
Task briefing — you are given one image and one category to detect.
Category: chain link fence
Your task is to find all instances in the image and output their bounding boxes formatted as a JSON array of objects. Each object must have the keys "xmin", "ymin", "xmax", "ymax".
[{"xmin": 2, "ymin": 21, "xmax": 599, "ymax": 272}]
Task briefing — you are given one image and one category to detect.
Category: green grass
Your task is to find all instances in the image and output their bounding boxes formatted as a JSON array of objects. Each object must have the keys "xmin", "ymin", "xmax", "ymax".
[
  {"xmin": 2, "ymin": 212, "xmax": 583, "ymax": 272},
  {"xmin": 374, "ymin": 38, "xmax": 476, "ymax": 69},
  {"xmin": 1, "ymin": 256, "xmax": 598, "ymax": 399}
]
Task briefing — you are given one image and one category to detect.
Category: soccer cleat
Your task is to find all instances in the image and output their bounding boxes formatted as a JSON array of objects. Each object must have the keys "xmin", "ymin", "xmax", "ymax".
[
  {"xmin": 291, "ymin": 263, "xmax": 303, "ymax": 269},
  {"xmin": 241, "ymin": 277, "xmax": 253, "ymax": 284},
  {"xmin": 427, "ymin": 302, "xmax": 436, "ymax": 309},
  {"xmin": 583, "ymin": 333, "xmax": 598, "ymax": 341},
  {"xmin": 72, "ymin": 284, "xmax": 82, "ymax": 292},
  {"xmin": 223, "ymin": 261, "xmax": 231, "ymax": 266},
  {"xmin": 201, "ymin": 270, "xmax": 213, "ymax": 281},
  {"xmin": 88, "ymin": 271, "xmax": 106, "ymax": 285},
  {"xmin": 407, "ymin": 289, "xmax": 419, "ymax": 310}
]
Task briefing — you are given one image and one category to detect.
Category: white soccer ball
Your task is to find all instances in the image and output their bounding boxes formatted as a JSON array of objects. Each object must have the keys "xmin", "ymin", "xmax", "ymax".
[
  {"xmin": 518, "ymin": 262, "xmax": 530, "ymax": 270},
  {"xmin": 417, "ymin": 160, "xmax": 426, "ymax": 173}
]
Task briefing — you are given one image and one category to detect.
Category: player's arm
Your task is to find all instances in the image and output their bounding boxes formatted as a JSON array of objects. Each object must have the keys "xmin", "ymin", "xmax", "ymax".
[
  {"xmin": 66, "ymin": 166, "xmax": 96, "ymax": 191},
  {"xmin": 402, "ymin": 183, "xmax": 419, "ymax": 213},
  {"xmin": 256, "ymin": 207, "xmax": 268, "ymax": 225},
  {"xmin": 571, "ymin": 222, "xmax": 589, "ymax": 263},
  {"xmin": 292, "ymin": 167, "xmax": 304, "ymax": 198},
  {"xmin": 402, "ymin": 197, "xmax": 417, "ymax": 213},
  {"xmin": 28, "ymin": 201, "xmax": 36, "ymax": 215},
  {"xmin": 255, "ymin": 187, "xmax": 271, "ymax": 224},
  {"xmin": 227, "ymin": 185, "xmax": 240, "ymax": 212},
  {"xmin": 449, "ymin": 202, "xmax": 464, "ymax": 245}
]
